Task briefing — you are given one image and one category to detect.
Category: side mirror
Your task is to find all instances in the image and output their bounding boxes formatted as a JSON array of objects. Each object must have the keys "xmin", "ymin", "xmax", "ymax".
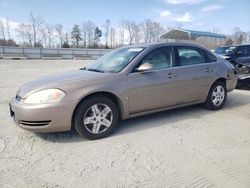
[{"xmin": 137, "ymin": 63, "xmax": 154, "ymax": 73}]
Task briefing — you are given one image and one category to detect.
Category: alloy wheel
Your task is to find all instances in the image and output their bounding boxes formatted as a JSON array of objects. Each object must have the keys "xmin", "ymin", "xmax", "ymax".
[
  {"xmin": 212, "ymin": 85, "xmax": 225, "ymax": 107},
  {"xmin": 83, "ymin": 103, "xmax": 113, "ymax": 134}
]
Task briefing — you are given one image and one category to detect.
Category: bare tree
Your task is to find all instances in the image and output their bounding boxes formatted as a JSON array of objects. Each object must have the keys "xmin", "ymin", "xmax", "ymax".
[
  {"xmin": 86, "ymin": 21, "xmax": 96, "ymax": 47},
  {"xmin": 206, "ymin": 28, "xmax": 222, "ymax": 49},
  {"xmin": 55, "ymin": 24, "xmax": 64, "ymax": 47},
  {"xmin": 103, "ymin": 19, "xmax": 110, "ymax": 48},
  {"xmin": 46, "ymin": 24, "xmax": 54, "ymax": 48},
  {"xmin": 16, "ymin": 23, "xmax": 33, "ymax": 46},
  {"xmin": 231, "ymin": 27, "xmax": 244, "ymax": 45},
  {"xmin": 1, "ymin": 17, "xmax": 20, "ymax": 46},
  {"xmin": 40, "ymin": 28, "xmax": 48, "ymax": 47},
  {"xmin": 142, "ymin": 19, "xmax": 165, "ymax": 43},
  {"xmin": 6, "ymin": 17, "xmax": 11, "ymax": 40},
  {"xmin": 110, "ymin": 27, "xmax": 116, "ymax": 48},
  {"xmin": 16, "ymin": 13, "xmax": 43, "ymax": 47},
  {"xmin": 134, "ymin": 24, "xmax": 141, "ymax": 44},
  {"xmin": 29, "ymin": 13, "xmax": 44, "ymax": 46},
  {"xmin": 122, "ymin": 20, "xmax": 139, "ymax": 44},
  {"xmin": 38, "ymin": 24, "xmax": 55, "ymax": 48},
  {"xmin": 142, "ymin": 20, "xmax": 151, "ymax": 43},
  {"xmin": 65, "ymin": 32, "xmax": 69, "ymax": 44},
  {"xmin": 81, "ymin": 22, "xmax": 88, "ymax": 48},
  {"xmin": 0, "ymin": 19, "xmax": 6, "ymax": 41},
  {"xmin": 117, "ymin": 25, "xmax": 125, "ymax": 46}
]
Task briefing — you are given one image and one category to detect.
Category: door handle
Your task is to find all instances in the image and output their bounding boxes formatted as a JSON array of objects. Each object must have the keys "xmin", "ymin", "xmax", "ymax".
[
  {"xmin": 205, "ymin": 67, "xmax": 213, "ymax": 73},
  {"xmin": 168, "ymin": 73, "xmax": 176, "ymax": 79}
]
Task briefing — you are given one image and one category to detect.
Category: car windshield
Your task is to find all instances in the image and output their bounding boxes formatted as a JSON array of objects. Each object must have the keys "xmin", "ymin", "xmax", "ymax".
[
  {"xmin": 86, "ymin": 47, "xmax": 144, "ymax": 73},
  {"xmin": 215, "ymin": 46, "xmax": 237, "ymax": 55}
]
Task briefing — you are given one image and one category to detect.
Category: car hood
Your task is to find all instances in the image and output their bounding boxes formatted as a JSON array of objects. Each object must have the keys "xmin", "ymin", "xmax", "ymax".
[{"xmin": 17, "ymin": 70, "xmax": 114, "ymax": 98}]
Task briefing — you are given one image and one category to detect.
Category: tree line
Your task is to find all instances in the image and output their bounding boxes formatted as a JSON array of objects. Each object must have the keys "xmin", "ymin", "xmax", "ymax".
[{"xmin": 0, "ymin": 13, "xmax": 250, "ymax": 49}]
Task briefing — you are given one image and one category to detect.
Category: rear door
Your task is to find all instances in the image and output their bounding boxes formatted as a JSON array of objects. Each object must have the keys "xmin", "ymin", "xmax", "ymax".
[{"xmin": 172, "ymin": 46, "xmax": 217, "ymax": 103}]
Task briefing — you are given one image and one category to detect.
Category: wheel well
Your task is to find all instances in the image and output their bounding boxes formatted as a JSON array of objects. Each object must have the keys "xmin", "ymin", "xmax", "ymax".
[
  {"xmin": 71, "ymin": 92, "xmax": 123, "ymax": 130},
  {"xmin": 214, "ymin": 78, "xmax": 226, "ymax": 87}
]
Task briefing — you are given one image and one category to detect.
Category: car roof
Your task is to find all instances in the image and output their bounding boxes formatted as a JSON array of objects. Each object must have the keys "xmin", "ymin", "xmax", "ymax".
[
  {"xmin": 217, "ymin": 44, "xmax": 250, "ymax": 48},
  {"xmin": 125, "ymin": 42, "xmax": 210, "ymax": 50}
]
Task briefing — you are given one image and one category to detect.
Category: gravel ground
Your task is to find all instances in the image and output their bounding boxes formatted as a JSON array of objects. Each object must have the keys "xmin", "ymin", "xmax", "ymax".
[{"xmin": 0, "ymin": 60, "xmax": 250, "ymax": 188}]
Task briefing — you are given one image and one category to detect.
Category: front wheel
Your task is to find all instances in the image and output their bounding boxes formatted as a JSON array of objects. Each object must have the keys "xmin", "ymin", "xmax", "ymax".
[
  {"xmin": 204, "ymin": 81, "xmax": 227, "ymax": 110},
  {"xmin": 74, "ymin": 96, "xmax": 119, "ymax": 139}
]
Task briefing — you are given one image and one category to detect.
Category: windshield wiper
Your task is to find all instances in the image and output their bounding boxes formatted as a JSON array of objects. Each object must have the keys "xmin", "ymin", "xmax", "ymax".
[
  {"xmin": 79, "ymin": 67, "xmax": 104, "ymax": 73},
  {"xmin": 86, "ymin": 68, "xmax": 104, "ymax": 73}
]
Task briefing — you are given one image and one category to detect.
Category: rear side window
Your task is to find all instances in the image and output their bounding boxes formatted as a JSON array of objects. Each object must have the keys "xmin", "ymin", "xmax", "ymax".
[
  {"xmin": 176, "ymin": 47, "xmax": 206, "ymax": 66},
  {"xmin": 205, "ymin": 51, "xmax": 217, "ymax": 62}
]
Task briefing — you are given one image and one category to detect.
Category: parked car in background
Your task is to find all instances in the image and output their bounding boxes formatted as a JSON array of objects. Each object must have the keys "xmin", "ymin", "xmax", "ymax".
[
  {"xmin": 10, "ymin": 43, "xmax": 238, "ymax": 139},
  {"xmin": 215, "ymin": 44, "xmax": 250, "ymax": 88}
]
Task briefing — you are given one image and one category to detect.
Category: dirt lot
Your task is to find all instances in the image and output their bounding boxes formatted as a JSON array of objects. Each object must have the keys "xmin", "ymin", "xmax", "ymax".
[{"xmin": 0, "ymin": 60, "xmax": 250, "ymax": 188}]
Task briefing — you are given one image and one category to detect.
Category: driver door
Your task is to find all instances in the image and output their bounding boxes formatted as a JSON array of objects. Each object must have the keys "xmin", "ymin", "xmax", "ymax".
[{"xmin": 127, "ymin": 47, "xmax": 179, "ymax": 114}]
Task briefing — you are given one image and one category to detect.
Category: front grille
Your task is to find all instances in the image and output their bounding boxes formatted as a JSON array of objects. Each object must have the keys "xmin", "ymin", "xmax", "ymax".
[{"xmin": 19, "ymin": 120, "xmax": 51, "ymax": 126}]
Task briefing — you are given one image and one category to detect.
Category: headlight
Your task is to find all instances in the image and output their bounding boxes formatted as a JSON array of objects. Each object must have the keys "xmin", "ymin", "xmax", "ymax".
[{"xmin": 24, "ymin": 89, "xmax": 66, "ymax": 104}]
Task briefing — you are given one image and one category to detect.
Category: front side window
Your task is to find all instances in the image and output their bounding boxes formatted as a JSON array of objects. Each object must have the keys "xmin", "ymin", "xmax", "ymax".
[
  {"xmin": 176, "ymin": 47, "xmax": 206, "ymax": 66},
  {"xmin": 87, "ymin": 47, "xmax": 144, "ymax": 73},
  {"xmin": 136, "ymin": 48, "xmax": 173, "ymax": 71}
]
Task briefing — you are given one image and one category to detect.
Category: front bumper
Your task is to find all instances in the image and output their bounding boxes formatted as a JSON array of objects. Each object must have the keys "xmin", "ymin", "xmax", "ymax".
[{"xmin": 9, "ymin": 97, "xmax": 74, "ymax": 132}]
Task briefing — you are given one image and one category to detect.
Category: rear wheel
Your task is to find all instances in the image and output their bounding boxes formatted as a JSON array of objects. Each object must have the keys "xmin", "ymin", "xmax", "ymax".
[
  {"xmin": 204, "ymin": 81, "xmax": 227, "ymax": 110},
  {"xmin": 74, "ymin": 96, "xmax": 119, "ymax": 139}
]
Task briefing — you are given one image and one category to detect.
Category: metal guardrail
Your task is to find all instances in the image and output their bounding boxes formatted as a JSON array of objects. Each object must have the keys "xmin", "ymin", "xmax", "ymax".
[{"xmin": 0, "ymin": 46, "xmax": 111, "ymax": 60}]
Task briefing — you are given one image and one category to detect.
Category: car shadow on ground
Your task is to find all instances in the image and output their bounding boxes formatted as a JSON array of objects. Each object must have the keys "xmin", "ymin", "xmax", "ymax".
[
  {"xmin": 36, "ymin": 90, "xmax": 250, "ymax": 143},
  {"xmin": 35, "ymin": 130, "xmax": 83, "ymax": 143}
]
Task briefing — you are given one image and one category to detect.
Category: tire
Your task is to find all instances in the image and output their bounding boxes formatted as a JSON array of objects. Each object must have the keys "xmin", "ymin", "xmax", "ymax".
[
  {"xmin": 204, "ymin": 81, "xmax": 227, "ymax": 110},
  {"xmin": 74, "ymin": 96, "xmax": 119, "ymax": 139}
]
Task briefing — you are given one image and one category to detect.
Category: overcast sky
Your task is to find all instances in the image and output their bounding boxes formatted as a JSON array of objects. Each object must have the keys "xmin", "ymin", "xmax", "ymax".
[{"xmin": 0, "ymin": 0, "xmax": 250, "ymax": 34}]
